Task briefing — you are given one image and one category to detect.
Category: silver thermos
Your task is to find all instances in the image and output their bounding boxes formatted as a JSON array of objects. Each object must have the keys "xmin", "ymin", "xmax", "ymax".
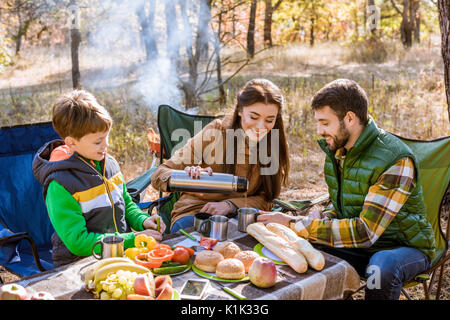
[{"xmin": 168, "ymin": 170, "xmax": 248, "ymax": 193}]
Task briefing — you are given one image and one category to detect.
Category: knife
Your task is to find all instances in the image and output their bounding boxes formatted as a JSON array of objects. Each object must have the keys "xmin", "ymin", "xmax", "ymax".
[
  {"xmin": 179, "ymin": 229, "xmax": 198, "ymax": 242},
  {"xmin": 215, "ymin": 282, "xmax": 246, "ymax": 300},
  {"xmin": 179, "ymin": 229, "xmax": 206, "ymax": 253}
]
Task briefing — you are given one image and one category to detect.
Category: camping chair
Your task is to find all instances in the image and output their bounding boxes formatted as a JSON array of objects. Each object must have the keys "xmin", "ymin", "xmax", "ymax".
[
  {"xmin": 152, "ymin": 105, "xmax": 219, "ymax": 232},
  {"xmin": 335, "ymin": 134, "xmax": 449, "ymax": 300},
  {"xmin": 0, "ymin": 121, "xmax": 155, "ymax": 282}
]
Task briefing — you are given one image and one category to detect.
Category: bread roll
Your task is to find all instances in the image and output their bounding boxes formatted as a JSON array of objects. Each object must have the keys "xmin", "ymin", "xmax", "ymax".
[
  {"xmin": 266, "ymin": 222, "xmax": 325, "ymax": 271},
  {"xmin": 213, "ymin": 241, "xmax": 241, "ymax": 259},
  {"xmin": 216, "ymin": 258, "xmax": 245, "ymax": 280},
  {"xmin": 246, "ymin": 223, "xmax": 308, "ymax": 273},
  {"xmin": 194, "ymin": 250, "xmax": 224, "ymax": 273},
  {"xmin": 234, "ymin": 250, "xmax": 260, "ymax": 272}
]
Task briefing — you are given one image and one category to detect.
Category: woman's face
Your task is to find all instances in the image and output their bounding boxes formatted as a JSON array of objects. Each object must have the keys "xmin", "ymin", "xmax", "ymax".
[{"xmin": 239, "ymin": 102, "xmax": 279, "ymax": 142}]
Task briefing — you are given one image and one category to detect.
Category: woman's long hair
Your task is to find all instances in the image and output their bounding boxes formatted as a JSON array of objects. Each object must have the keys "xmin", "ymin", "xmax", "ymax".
[{"xmin": 224, "ymin": 79, "xmax": 290, "ymax": 201}]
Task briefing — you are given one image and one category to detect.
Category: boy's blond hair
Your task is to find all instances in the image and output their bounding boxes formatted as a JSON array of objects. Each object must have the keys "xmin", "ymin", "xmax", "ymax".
[{"xmin": 52, "ymin": 90, "xmax": 112, "ymax": 140}]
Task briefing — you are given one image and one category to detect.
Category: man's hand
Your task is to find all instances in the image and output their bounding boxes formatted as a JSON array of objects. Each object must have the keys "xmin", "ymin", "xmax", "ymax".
[
  {"xmin": 143, "ymin": 215, "xmax": 166, "ymax": 234},
  {"xmin": 308, "ymin": 209, "xmax": 324, "ymax": 219},
  {"xmin": 257, "ymin": 211, "xmax": 293, "ymax": 227},
  {"xmin": 200, "ymin": 201, "xmax": 231, "ymax": 216}
]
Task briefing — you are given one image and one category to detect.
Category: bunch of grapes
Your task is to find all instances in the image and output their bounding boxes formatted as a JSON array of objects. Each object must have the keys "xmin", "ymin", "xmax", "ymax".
[{"xmin": 98, "ymin": 270, "xmax": 138, "ymax": 300}]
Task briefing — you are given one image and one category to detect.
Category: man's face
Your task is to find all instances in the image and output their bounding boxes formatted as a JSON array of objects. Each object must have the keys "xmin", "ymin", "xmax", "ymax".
[
  {"xmin": 68, "ymin": 130, "xmax": 110, "ymax": 161},
  {"xmin": 314, "ymin": 106, "xmax": 350, "ymax": 152}
]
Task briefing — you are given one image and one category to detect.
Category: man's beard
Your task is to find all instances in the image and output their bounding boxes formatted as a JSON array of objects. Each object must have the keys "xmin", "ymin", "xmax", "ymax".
[{"xmin": 324, "ymin": 120, "xmax": 350, "ymax": 152}]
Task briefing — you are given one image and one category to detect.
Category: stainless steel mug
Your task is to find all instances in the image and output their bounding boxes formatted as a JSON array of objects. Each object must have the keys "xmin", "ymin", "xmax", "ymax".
[
  {"xmin": 92, "ymin": 235, "xmax": 124, "ymax": 260},
  {"xmin": 199, "ymin": 215, "xmax": 229, "ymax": 241},
  {"xmin": 237, "ymin": 208, "xmax": 260, "ymax": 232},
  {"xmin": 194, "ymin": 212, "xmax": 212, "ymax": 235}
]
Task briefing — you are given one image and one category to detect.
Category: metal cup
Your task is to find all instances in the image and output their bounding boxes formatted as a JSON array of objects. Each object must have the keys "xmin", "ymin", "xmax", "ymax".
[
  {"xmin": 199, "ymin": 215, "xmax": 229, "ymax": 241},
  {"xmin": 92, "ymin": 235, "xmax": 124, "ymax": 260},
  {"xmin": 194, "ymin": 212, "xmax": 212, "ymax": 235},
  {"xmin": 237, "ymin": 208, "xmax": 260, "ymax": 232}
]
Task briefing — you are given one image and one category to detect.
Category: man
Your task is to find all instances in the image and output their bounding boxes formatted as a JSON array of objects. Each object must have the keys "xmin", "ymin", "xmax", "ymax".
[{"xmin": 258, "ymin": 79, "xmax": 436, "ymax": 300}]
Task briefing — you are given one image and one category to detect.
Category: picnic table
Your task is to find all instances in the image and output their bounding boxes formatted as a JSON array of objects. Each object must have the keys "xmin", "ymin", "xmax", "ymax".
[{"xmin": 13, "ymin": 219, "xmax": 361, "ymax": 300}]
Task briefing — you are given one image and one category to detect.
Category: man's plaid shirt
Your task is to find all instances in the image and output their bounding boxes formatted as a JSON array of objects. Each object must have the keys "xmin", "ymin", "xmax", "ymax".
[{"xmin": 291, "ymin": 148, "xmax": 416, "ymax": 248}]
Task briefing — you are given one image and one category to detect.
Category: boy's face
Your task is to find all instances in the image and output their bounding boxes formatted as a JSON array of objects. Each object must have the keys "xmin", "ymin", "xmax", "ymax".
[{"xmin": 66, "ymin": 130, "xmax": 110, "ymax": 161}]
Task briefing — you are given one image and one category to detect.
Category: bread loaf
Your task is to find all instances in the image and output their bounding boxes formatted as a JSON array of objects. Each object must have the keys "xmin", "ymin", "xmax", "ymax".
[
  {"xmin": 246, "ymin": 223, "xmax": 308, "ymax": 273},
  {"xmin": 266, "ymin": 223, "xmax": 325, "ymax": 271}
]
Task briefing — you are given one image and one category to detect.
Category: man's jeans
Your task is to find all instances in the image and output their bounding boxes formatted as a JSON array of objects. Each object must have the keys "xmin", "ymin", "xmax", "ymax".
[{"xmin": 315, "ymin": 245, "xmax": 431, "ymax": 300}]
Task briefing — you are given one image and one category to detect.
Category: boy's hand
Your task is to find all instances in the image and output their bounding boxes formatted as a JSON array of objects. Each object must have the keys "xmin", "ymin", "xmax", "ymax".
[
  {"xmin": 143, "ymin": 215, "xmax": 166, "ymax": 234},
  {"xmin": 136, "ymin": 229, "xmax": 163, "ymax": 241}
]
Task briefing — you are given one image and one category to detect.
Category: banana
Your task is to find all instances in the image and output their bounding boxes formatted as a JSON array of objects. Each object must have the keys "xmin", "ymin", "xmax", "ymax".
[
  {"xmin": 83, "ymin": 257, "xmax": 134, "ymax": 286},
  {"xmin": 92, "ymin": 262, "xmax": 151, "ymax": 288}
]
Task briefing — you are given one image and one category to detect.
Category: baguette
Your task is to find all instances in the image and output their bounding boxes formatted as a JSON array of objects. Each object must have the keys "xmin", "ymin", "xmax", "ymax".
[
  {"xmin": 246, "ymin": 223, "xmax": 308, "ymax": 273},
  {"xmin": 266, "ymin": 223, "xmax": 325, "ymax": 271}
]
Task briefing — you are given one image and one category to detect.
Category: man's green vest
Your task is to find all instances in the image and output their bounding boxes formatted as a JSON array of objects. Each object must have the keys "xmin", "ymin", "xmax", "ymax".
[{"xmin": 318, "ymin": 118, "xmax": 436, "ymax": 261}]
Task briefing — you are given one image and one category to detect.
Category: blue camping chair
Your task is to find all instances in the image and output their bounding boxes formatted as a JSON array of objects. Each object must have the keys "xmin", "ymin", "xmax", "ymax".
[{"xmin": 0, "ymin": 121, "xmax": 155, "ymax": 282}]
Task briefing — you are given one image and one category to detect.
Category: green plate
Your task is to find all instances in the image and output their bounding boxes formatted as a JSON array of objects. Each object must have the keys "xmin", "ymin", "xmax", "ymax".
[
  {"xmin": 253, "ymin": 243, "xmax": 287, "ymax": 265},
  {"xmin": 191, "ymin": 265, "xmax": 249, "ymax": 282}
]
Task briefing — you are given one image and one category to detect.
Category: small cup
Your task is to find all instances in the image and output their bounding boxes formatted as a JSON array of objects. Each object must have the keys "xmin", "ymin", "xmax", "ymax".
[
  {"xmin": 92, "ymin": 235, "xmax": 124, "ymax": 260},
  {"xmin": 194, "ymin": 212, "xmax": 212, "ymax": 235},
  {"xmin": 199, "ymin": 215, "xmax": 229, "ymax": 241},
  {"xmin": 237, "ymin": 208, "xmax": 260, "ymax": 232}
]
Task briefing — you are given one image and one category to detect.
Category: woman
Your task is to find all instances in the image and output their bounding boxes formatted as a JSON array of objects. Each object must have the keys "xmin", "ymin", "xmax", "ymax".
[{"xmin": 151, "ymin": 79, "xmax": 290, "ymax": 233}]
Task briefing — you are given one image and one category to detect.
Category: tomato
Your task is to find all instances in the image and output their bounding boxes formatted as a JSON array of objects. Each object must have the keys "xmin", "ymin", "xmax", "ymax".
[
  {"xmin": 174, "ymin": 246, "xmax": 195, "ymax": 257},
  {"xmin": 171, "ymin": 247, "xmax": 190, "ymax": 265},
  {"xmin": 200, "ymin": 237, "xmax": 218, "ymax": 250}
]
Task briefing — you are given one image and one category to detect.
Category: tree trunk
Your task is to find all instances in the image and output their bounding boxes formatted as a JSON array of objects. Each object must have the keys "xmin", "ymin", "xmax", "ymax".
[
  {"xmin": 412, "ymin": 0, "xmax": 420, "ymax": 43},
  {"xmin": 437, "ymin": 0, "xmax": 450, "ymax": 121},
  {"xmin": 164, "ymin": 0, "xmax": 180, "ymax": 65},
  {"xmin": 70, "ymin": 28, "xmax": 81, "ymax": 89},
  {"xmin": 400, "ymin": 0, "xmax": 413, "ymax": 47},
  {"xmin": 247, "ymin": 0, "xmax": 257, "ymax": 58},
  {"xmin": 69, "ymin": 1, "xmax": 81, "ymax": 89},
  {"xmin": 310, "ymin": 16, "xmax": 315, "ymax": 47},
  {"xmin": 136, "ymin": 0, "xmax": 158, "ymax": 61},
  {"xmin": 264, "ymin": 0, "xmax": 273, "ymax": 47},
  {"xmin": 215, "ymin": 8, "xmax": 226, "ymax": 106}
]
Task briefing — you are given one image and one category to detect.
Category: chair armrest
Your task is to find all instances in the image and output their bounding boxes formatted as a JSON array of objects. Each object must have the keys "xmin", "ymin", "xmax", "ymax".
[{"xmin": 0, "ymin": 232, "xmax": 47, "ymax": 272}]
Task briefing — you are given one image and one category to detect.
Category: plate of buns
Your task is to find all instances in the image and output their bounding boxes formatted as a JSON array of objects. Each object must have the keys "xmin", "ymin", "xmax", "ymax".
[{"xmin": 192, "ymin": 241, "xmax": 260, "ymax": 282}]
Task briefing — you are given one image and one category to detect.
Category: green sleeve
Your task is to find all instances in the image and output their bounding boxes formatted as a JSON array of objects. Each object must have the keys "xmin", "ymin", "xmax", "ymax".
[
  {"xmin": 123, "ymin": 182, "xmax": 151, "ymax": 232},
  {"xmin": 45, "ymin": 180, "xmax": 136, "ymax": 256}
]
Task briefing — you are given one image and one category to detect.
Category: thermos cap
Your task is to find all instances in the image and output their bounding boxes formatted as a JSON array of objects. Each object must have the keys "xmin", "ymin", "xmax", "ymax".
[{"xmin": 235, "ymin": 176, "xmax": 248, "ymax": 192}]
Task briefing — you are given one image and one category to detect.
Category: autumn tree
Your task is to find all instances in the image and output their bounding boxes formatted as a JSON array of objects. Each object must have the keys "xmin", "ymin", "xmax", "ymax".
[{"xmin": 437, "ymin": 0, "xmax": 450, "ymax": 120}]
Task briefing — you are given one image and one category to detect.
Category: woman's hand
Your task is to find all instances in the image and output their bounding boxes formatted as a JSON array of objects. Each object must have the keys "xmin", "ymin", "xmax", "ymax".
[
  {"xmin": 143, "ymin": 215, "xmax": 166, "ymax": 234},
  {"xmin": 200, "ymin": 201, "xmax": 231, "ymax": 216},
  {"xmin": 184, "ymin": 166, "xmax": 213, "ymax": 179}
]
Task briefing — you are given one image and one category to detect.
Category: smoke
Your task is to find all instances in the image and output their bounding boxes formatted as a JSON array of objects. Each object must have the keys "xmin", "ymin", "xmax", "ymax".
[{"xmin": 79, "ymin": 0, "xmax": 211, "ymax": 114}]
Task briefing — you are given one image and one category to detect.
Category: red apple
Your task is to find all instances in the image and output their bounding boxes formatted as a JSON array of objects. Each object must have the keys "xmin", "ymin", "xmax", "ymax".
[
  {"xmin": 0, "ymin": 284, "xmax": 29, "ymax": 300},
  {"xmin": 133, "ymin": 273, "xmax": 155, "ymax": 297},
  {"xmin": 30, "ymin": 291, "xmax": 55, "ymax": 300},
  {"xmin": 248, "ymin": 257, "xmax": 277, "ymax": 288}
]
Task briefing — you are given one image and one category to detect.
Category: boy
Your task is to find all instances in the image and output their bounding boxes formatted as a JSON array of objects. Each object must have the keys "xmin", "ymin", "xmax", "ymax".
[{"xmin": 33, "ymin": 90, "xmax": 165, "ymax": 267}]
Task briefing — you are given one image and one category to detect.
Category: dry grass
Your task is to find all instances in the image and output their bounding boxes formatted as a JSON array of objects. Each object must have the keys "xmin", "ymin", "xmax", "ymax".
[{"xmin": 0, "ymin": 39, "xmax": 448, "ymax": 299}]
